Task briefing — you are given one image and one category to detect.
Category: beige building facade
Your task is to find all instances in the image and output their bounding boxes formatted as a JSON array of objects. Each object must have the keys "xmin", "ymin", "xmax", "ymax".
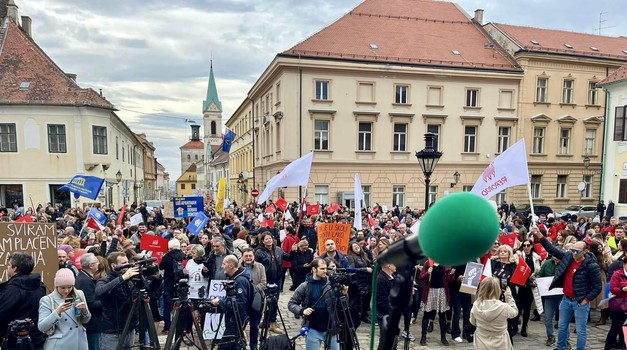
[{"xmin": 226, "ymin": 99, "xmax": 253, "ymax": 205}]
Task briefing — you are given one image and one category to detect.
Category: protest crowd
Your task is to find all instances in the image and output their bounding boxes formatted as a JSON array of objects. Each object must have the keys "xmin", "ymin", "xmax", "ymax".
[{"xmin": 0, "ymin": 198, "xmax": 624, "ymax": 350}]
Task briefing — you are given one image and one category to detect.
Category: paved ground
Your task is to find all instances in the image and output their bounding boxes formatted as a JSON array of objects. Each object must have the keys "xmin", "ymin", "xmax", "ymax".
[{"xmin": 153, "ymin": 276, "xmax": 615, "ymax": 350}]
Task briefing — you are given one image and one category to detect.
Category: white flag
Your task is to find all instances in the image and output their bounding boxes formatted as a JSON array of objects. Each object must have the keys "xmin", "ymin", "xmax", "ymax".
[
  {"xmin": 284, "ymin": 208, "xmax": 293, "ymax": 221},
  {"xmin": 354, "ymin": 173, "xmax": 364, "ymax": 230},
  {"xmin": 258, "ymin": 152, "xmax": 314, "ymax": 203},
  {"xmin": 471, "ymin": 139, "xmax": 530, "ymax": 200},
  {"xmin": 130, "ymin": 213, "xmax": 143, "ymax": 226}
]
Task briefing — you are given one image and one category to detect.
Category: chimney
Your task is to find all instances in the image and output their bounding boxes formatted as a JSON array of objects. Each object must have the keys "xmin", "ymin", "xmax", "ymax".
[
  {"xmin": 6, "ymin": 0, "xmax": 18, "ymax": 22},
  {"xmin": 20, "ymin": 15, "xmax": 31, "ymax": 37},
  {"xmin": 66, "ymin": 73, "xmax": 77, "ymax": 82},
  {"xmin": 474, "ymin": 9, "xmax": 484, "ymax": 25},
  {"xmin": 190, "ymin": 125, "xmax": 201, "ymax": 141}
]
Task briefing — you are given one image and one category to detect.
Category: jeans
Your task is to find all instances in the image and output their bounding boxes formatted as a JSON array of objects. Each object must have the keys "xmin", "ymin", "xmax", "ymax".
[
  {"xmin": 101, "ymin": 331, "xmax": 135, "ymax": 350},
  {"xmin": 86, "ymin": 330, "xmax": 102, "ymax": 350},
  {"xmin": 543, "ymin": 295, "xmax": 562, "ymax": 339},
  {"xmin": 305, "ymin": 328, "xmax": 339, "ymax": 350},
  {"xmin": 248, "ymin": 309, "xmax": 261, "ymax": 349},
  {"xmin": 556, "ymin": 296, "xmax": 589, "ymax": 350},
  {"xmin": 163, "ymin": 285, "xmax": 175, "ymax": 330}
]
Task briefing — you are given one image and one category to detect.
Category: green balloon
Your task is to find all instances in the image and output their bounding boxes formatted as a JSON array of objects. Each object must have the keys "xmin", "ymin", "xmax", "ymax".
[{"xmin": 418, "ymin": 192, "xmax": 499, "ymax": 266}]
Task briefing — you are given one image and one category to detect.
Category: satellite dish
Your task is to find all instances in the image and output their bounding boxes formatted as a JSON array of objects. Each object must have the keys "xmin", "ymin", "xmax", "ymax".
[{"xmin": 577, "ymin": 181, "xmax": 586, "ymax": 192}]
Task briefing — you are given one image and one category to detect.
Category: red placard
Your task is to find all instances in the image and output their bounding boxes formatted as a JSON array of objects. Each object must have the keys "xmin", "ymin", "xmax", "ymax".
[
  {"xmin": 326, "ymin": 203, "xmax": 341, "ymax": 214},
  {"xmin": 261, "ymin": 219, "xmax": 275, "ymax": 228},
  {"xmin": 498, "ymin": 234, "xmax": 516, "ymax": 249},
  {"xmin": 535, "ymin": 243, "xmax": 548, "ymax": 260},
  {"xmin": 510, "ymin": 255, "xmax": 531, "ymax": 286},
  {"xmin": 275, "ymin": 198, "xmax": 288, "ymax": 212},
  {"xmin": 306, "ymin": 204, "xmax": 320, "ymax": 216},
  {"xmin": 265, "ymin": 204, "xmax": 276, "ymax": 214}
]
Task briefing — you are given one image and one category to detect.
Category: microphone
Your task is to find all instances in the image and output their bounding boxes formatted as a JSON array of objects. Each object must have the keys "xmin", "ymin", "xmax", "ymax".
[
  {"xmin": 113, "ymin": 257, "xmax": 157, "ymax": 271},
  {"xmin": 377, "ymin": 192, "xmax": 499, "ymax": 267},
  {"xmin": 289, "ymin": 327, "xmax": 309, "ymax": 341}
]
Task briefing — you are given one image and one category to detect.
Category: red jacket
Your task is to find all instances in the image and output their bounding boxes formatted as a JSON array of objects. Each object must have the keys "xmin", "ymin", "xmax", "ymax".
[
  {"xmin": 281, "ymin": 233, "xmax": 299, "ymax": 268},
  {"xmin": 610, "ymin": 268, "xmax": 627, "ymax": 298},
  {"xmin": 418, "ymin": 260, "xmax": 454, "ymax": 304}
]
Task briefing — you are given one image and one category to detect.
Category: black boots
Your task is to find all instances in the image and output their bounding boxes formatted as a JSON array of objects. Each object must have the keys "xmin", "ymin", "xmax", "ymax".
[{"xmin": 439, "ymin": 314, "xmax": 449, "ymax": 346}]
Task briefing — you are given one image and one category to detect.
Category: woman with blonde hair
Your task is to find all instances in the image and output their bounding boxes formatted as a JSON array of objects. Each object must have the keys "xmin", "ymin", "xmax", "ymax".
[
  {"xmin": 490, "ymin": 244, "xmax": 519, "ymax": 338},
  {"xmin": 470, "ymin": 277, "xmax": 518, "ymax": 350}
]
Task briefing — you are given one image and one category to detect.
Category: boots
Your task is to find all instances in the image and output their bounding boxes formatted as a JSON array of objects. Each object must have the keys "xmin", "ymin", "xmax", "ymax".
[
  {"xmin": 596, "ymin": 309, "xmax": 608, "ymax": 326},
  {"xmin": 427, "ymin": 320, "xmax": 434, "ymax": 333},
  {"xmin": 268, "ymin": 322, "xmax": 283, "ymax": 334},
  {"xmin": 439, "ymin": 314, "xmax": 449, "ymax": 346},
  {"xmin": 421, "ymin": 315, "xmax": 430, "ymax": 345}
]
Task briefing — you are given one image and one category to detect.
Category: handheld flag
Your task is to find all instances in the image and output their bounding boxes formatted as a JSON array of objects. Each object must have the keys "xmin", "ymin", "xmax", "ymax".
[
  {"xmin": 222, "ymin": 128, "xmax": 236, "ymax": 153},
  {"xmin": 510, "ymin": 255, "xmax": 532, "ymax": 286},
  {"xmin": 481, "ymin": 258, "xmax": 492, "ymax": 282},
  {"xmin": 187, "ymin": 212, "xmax": 209, "ymax": 236},
  {"xmin": 306, "ymin": 204, "xmax": 320, "ymax": 216},
  {"xmin": 284, "ymin": 209, "xmax": 293, "ymax": 221},
  {"xmin": 258, "ymin": 152, "xmax": 314, "ymax": 203},
  {"xmin": 265, "ymin": 204, "xmax": 277, "ymax": 214},
  {"xmin": 275, "ymin": 197, "xmax": 288, "ymax": 212},
  {"xmin": 354, "ymin": 173, "xmax": 364, "ymax": 230},
  {"xmin": 326, "ymin": 204, "xmax": 341, "ymax": 214},
  {"xmin": 261, "ymin": 218, "xmax": 275, "ymax": 228},
  {"xmin": 130, "ymin": 213, "xmax": 144, "ymax": 226},
  {"xmin": 15, "ymin": 215, "xmax": 32, "ymax": 223},
  {"xmin": 88, "ymin": 207, "xmax": 107, "ymax": 224},
  {"xmin": 117, "ymin": 204, "xmax": 127, "ymax": 228},
  {"xmin": 471, "ymin": 139, "xmax": 530, "ymax": 200},
  {"xmin": 59, "ymin": 175, "xmax": 105, "ymax": 200},
  {"xmin": 368, "ymin": 214, "xmax": 376, "ymax": 227},
  {"xmin": 87, "ymin": 217, "xmax": 105, "ymax": 231}
]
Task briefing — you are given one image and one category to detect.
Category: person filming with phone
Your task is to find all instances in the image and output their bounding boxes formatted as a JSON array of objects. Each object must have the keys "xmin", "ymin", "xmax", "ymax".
[{"xmin": 470, "ymin": 277, "xmax": 518, "ymax": 350}]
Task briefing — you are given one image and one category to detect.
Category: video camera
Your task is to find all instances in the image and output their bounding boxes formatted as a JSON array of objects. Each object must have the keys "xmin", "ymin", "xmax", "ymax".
[
  {"xmin": 8, "ymin": 319, "xmax": 34, "ymax": 335},
  {"xmin": 328, "ymin": 268, "xmax": 356, "ymax": 288},
  {"xmin": 114, "ymin": 257, "xmax": 160, "ymax": 282},
  {"xmin": 222, "ymin": 280, "xmax": 237, "ymax": 297},
  {"xmin": 265, "ymin": 283, "xmax": 279, "ymax": 299}
]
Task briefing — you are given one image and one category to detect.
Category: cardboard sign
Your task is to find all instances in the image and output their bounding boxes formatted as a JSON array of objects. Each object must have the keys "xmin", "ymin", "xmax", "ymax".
[
  {"xmin": 203, "ymin": 280, "xmax": 227, "ymax": 340},
  {"xmin": 316, "ymin": 223, "xmax": 351, "ymax": 255},
  {"xmin": 163, "ymin": 201, "xmax": 174, "ymax": 218},
  {"xmin": 0, "ymin": 222, "xmax": 57, "ymax": 290},
  {"xmin": 460, "ymin": 262, "xmax": 483, "ymax": 295}
]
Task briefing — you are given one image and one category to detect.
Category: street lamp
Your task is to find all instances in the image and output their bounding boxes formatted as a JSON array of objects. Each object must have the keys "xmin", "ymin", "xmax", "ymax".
[
  {"xmin": 583, "ymin": 156, "xmax": 591, "ymax": 170},
  {"xmin": 115, "ymin": 171, "xmax": 122, "ymax": 208},
  {"xmin": 415, "ymin": 133, "xmax": 443, "ymax": 211}
]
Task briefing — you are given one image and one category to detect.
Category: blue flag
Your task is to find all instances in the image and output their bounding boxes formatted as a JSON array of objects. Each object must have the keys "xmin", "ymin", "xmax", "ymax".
[
  {"xmin": 59, "ymin": 175, "xmax": 105, "ymax": 200},
  {"xmin": 222, "ymin": 128, "xmax": 236, "ymax": 153},
  {"xmin": 88, "ymin": 207, "xmax": 107, "ymax": 224},
  {"xmin": 187, "ymin": 212, "xmax": 209, "ymax": 236}
]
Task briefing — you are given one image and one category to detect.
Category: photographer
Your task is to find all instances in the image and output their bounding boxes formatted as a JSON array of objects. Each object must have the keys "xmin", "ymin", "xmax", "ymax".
[
  {"xmin": 95, "ymin": 252, "xmax": 141, "ymax": 350},
  {"xmin": 159, "ymin": 238, "xmax": 186, "ymax": 335},
  {"xmin": 0, "ymin": 252, "xmax": 47, "ymax": 350},
  {"xmin": 209, "ymin": 255, "xmax": 250, "ymax": 350}
]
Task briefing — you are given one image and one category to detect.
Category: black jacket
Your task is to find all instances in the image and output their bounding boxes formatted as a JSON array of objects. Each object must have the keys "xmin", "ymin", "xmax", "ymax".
[
  {"xmin": 376, "ymin": 271, "xmax": 394, "ymax": 320},
  {"xmin": 0, "ymin": 273, "xmax": 47, "ymax": 348},
  {"xmin": 289, "ymin": 249, "xmax": 314, "ymax": 288},
  {"xmin": 218, "ymin": 267, "xmax": 250, "ymax": 338},
  {"xmin": 95, "ymin": 271, "xmax": 138, "ymax": 334},
  {"xmin": 159, "ymin": 249, "xmax": 186, "ymax": 288},
  {"xmin": 255, "ymin": 245, "xmax": 288, "ymax": 284},
  {"xmin": 540, "ymin": 237, "xmax": 602, "ymax": 303},
  {"xmin": 75, "ymin": 269, "xmax": 103, "ymax": 332}
]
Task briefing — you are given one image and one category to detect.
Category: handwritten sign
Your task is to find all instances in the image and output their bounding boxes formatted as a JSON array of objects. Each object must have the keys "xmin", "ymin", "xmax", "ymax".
[
  {"xmin": 0, "ymin": 223, "xmax": 57, "ymax": 290},
  {"xmin": 316, "ymin": 223, "xmax": 351, "ymax": 255},
  {"xmin": 163, "ymin": 201, "xmax": 174, "ymax": 219},
  {"xmin": 203, "ymin": 280, "xmax": 227, "ymax": 340}
]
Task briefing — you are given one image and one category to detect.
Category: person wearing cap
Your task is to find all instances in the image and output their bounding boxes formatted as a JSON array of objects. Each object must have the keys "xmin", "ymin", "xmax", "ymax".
[{"xmin": 38, "ymin": 268, "xmax": 91, "ymax": 350}]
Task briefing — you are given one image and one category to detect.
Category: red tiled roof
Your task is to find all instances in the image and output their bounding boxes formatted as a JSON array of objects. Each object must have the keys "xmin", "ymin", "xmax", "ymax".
[
  {"xmin": 0, "ymin": 18, "xmax": 114, "ymax": 109},
  {"xmin": 180, "ymin": 140, "xmax": 204, "ymax": 150},
  {"xmin": 598, "ymin": 65, "xmax": 627, "ymax": 86},
  {"xmin": 493, "ymin": 23, "xmax": 627, "ymax": 61},
  {"xmin": 282, "ymin": 0, "xmax": 519, "ymax": 71}
]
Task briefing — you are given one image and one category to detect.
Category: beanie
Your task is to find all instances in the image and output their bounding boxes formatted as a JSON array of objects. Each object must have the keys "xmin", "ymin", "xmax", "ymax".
[
  {"xmin": 169, "ymin": 238, "xmax": 181, "ymax": 250},
  {"xmin": 54, "ymin": 268, "xmax": 75, "ymax": 287}
]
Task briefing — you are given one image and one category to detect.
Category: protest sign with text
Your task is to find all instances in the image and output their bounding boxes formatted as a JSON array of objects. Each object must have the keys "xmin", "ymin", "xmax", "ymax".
[{"xmin": 316, "ymin": 223, "xmax": 351, "ymax": 255}]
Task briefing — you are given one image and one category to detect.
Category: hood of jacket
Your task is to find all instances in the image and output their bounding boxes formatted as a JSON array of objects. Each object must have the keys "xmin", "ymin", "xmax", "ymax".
[
  {"xmin": 7, "ymin": 273, "xmax": 44, "ymax": 291},
  {"xmin": 472, "ymin": 299, "xmax": 510, "ymax": 323}
]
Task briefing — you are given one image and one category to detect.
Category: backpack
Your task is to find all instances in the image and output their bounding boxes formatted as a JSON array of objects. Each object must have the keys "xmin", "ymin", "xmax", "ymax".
[
  {"xmin": 249, "ymin": 284, "xmax": 264, "ymax": 312},
  {"xmin": 172, "ymin": 258, "xmax": 185, "ymax": 282}
]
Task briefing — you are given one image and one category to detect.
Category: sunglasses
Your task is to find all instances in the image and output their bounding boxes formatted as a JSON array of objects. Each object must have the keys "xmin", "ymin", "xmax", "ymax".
[
  {"xmin": 570, "ymin": 249, "xmax": 583, "ymax": 255},
  {"xmin": 522, "ymin": 244, "xmax": 532, "ymax": 247}
]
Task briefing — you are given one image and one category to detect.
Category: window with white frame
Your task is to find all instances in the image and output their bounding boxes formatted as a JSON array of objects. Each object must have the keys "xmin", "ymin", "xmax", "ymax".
[
  {"xmin": 584, "ymin": 129, "xmax": 595, "ymax": 155},
  {"xmin": 115, "ymin": 137, "xmax": 119, "ymax": 160},
  {"xmin": 393, "ymin": 123, "xmax": 407, "ymax": 151},
  {"xmin": 562, "ymin": 80, "xmax": 574, "ymax": 104},
  {"xmin": 427, "ymin": 124, "xmax": 440, "ymax": 151},
  {"xmin": 428, "ymin": 185, "xmax": 438, "ymax": 206},
  {"xmin": 392, "ymin": 185, "xmax": 405, "ymax": 207},
  {"xmin": 314, "ymin": 185, "xmax": 329, "ymax": 205},
  {"xmin": 462, "ymin": 185, "xmax": 473, "ymax": 192},
  {"xmin": 315, "ymin": 80, "xmax": 329, "ymax": 100},
  {"xmin": 533, "ymin": 127, "xmax": 545, "ymax": 154},
  {"xmin": 362, "ymin": 185, "xmax": 371, "ymax": 208},
  {"xmin": 556, "ymin": 175, "xmax": 567, "ymax": 198},
  {"xmin": 583, "ymin": 175, "xmax": 592, "ymax": 198},
  {"xmin": 497, "ymin": 127, "xmax": 510, "ymax": 153},
  {"xmin": 464, "ymin": 126, "xmax": 477, "ymax": 153},
  {"xmin": 47, "ymin": 124, "xmax": 67, "ymax": 153},
  {"xmin": 531, "ymin": 175, "xmax": 542, "ymax": 198},
  {"xmin": 395, "ymin": 84, "xmax": 409, "ymax": 104},
  {"xmin": 588, "ymin": 82, "xmax": 598, "ymax": 105},
  {"xmin": 614, "ymin": 106, "xmax": 627, "ymax": 141},
  {"xmin": 314, "ymin": 120, "xmax": 329, "ymax": 150},
  {"xmin": 0, "ymin": 123, "xmax": 17, "ymax": 152},
  {"xmin": 465, "ymin": 89, "xmax": 479, "ymax": 107},
  {"xmin": 559, "ymin": 128, "xmax": 571, "ymax": 155},
  {"xmin": 358, "ymin": 122, "xmax": 373, "ymax": 151},
  {"xmin": 495, "ymin": 191, "xmax": 507, "ymax": 206},
  {"xmin": 92, "ymin": 126, "xmax": 107, "ymax": 155},
  {"xmin": 536, "ymin": 77, "xmax": 548, "ymax": 103}
]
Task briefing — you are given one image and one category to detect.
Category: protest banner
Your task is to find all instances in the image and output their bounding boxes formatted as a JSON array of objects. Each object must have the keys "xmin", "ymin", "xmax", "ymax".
[
  {"xmin": 0, "ymin": 222, "xmax": 57, "ymax": 289},
  {"xmin": 460, "ymin": 261, "xmax": 483, "ymax": 295},
  {"xmin": 316, "ymin": 223, "xmax": 351, "ymax": 255},
  {"xmin": 163, "ymin": 201, "xmax": 175, "ymax": 218},
  {"xmin": 536, "ymin": 276, "xmax": 563, "ymax": 297},
  {"xmin": 203, "ymin": 280, "xmax": 227, "ymax": 340},
  {"xmin": 139, "ymin": 235, "xmax": 169, "ymax": 264},
  {"xmin": 173, "ymin": 196, "xmax": 204, "ymax": 218}
]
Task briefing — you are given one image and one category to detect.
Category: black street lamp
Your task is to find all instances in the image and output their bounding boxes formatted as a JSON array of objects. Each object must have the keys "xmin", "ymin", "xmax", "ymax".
[
  {"xmin": 415, "ymin": 133, "xmax": 443, "ymax": 211},
  {"xmin": 583, "ymin": 156, "xmax": 591, "ymax": 170}
]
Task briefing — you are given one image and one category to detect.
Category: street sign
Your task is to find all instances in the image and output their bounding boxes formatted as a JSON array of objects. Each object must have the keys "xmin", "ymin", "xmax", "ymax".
[{"xmin": 251, "ymin": 189, "xmax": 259, "ymax": 197}]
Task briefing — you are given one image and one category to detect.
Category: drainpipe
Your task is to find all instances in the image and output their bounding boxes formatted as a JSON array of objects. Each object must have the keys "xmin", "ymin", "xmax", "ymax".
[{"xmin": 600, "ymin": 87, "xmax": 611, "ymax": 201}]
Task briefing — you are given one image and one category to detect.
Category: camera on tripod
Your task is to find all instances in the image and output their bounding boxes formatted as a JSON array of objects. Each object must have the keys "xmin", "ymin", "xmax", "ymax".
[
  {"xmin": 265, "ymin": 283, "xmax": 279, "ymax": 299},
  {"xmin": 328, "ymin": 268, "xmax": 356, "ymax": 287},
  {"xmin": 8, "ymin": 319, "xmax": 34, "ymax": 335},
  {"xmin": 221, "ymin": 280, "xmax": 237, "ymax": 297},
  {"xmin": 115, "ymin": 257, "xmax": 159, "ymax": 283}
]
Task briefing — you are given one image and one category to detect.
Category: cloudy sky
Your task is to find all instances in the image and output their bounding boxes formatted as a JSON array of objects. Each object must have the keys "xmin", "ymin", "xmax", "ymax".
[{"xmin": 17, "ymin": 0, "xmax": 627, "ymax": 182}]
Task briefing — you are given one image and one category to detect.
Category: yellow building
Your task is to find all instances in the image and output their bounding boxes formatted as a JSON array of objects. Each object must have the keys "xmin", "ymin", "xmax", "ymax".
[
  {"xmin": 226, "ymin": 99, "xmax": 253, "ymax": 205},
  {"xmin": 176, "ymin": 164, "xmax": 198, "ymax": 196}
]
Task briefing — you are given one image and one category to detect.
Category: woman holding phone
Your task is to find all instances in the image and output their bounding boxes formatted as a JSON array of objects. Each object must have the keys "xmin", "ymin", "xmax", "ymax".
[
  {"xmin": 470, "ymin": 277, "xmax": 518, "ymax": 350},
  {"xmin": 38, "ymin": 268, "xmax": 91, "ymax": 350}
]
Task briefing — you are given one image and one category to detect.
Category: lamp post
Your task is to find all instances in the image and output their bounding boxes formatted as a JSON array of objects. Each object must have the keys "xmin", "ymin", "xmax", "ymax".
[
  {"xmin": 115, "ymin": 171, "xmax": 122, "ymax": 208},
  {"xmin": 415, "ymin": 133, "xmax": 443, "ymax": 211}
]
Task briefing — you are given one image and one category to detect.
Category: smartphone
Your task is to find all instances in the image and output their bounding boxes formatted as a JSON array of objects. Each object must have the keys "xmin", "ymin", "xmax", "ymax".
[{"xmin": 65, "ymin": 298, "xmax": 74, "ymax": 304}]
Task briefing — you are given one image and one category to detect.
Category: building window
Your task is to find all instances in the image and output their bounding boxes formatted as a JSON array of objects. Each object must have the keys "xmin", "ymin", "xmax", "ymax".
[
  {"xmin": 536, "ymin": 77, "xmax": 548, "ymax": 103},
  {"xmin": 619, "ymin": 179, "xmax": 627, "ymax": 204},
  {"xmin": 584, "ymin": 129, "xmax": 595, "ymax": 155},
  {"xmin": 583, "ymin": 175, "xmax": 592, "ymax": 198},
  {"xmin": 358, "ymin": 122, "xmax": 373, "ymax": 151},
  {"xmin": 181, "ymin": 184, "xmax": 186, "ymax": 190},
  {"xmin": 465, "ymin": 88, "xmax": 479, "ymax": 107},
  {"xmin": 211, "ymin": 121, "xmax": 217, "ymax": 135},
  {"xmin": 0, "ymin": 123, "xmax": 17, "ymax": 152},
  {"xmin": 47, "ymin": 124, "xmax": 67, "ymax": 153},
  {"xmin": 427, "ymin": 86, "xmax": 442, "ymax": 106},
  {"xmin": 556, "ymin": 175, "xmax": 567, "ymax": 198},
  {"xmin": 559, "ymin": 128, "xmax": 571, "ymax": 155},
  {"xmin": 357, "ymin": 82, "xmax": 374, "ymax": 102},
  {"xmin": 314, "ymin": 120, "xmax": 329, "ymax": 150},
  {"xmin": 533, "ymin": 127, "xmax": 545, "ymax": 154},
  {"xmin": 392, "ymin": 185, "xmax": 405, "ymax": 207},
  {"xmin": 614, "ymin": 106, "xmax": 627, "ymax": 141},
  {"xmin": 187, "ymin": 154, "xmax": 190, "ymax": 161},
  {"xmin": 495, "ymin": 191, "xmax": 507, "ymax": 206},
  {"xmin": 116, "ymin": 137, "xmax": 119, "ymax": 160},
  {"xmin": 195, "ymin": 154, "xmax": 198, "ymax": 161},
  {"xmin": 499, "ymin": 90, "xmax": 513, "ymax": 109},
  {"xmin": 315, "ymin": 80, "xmax": 329, "ymax": 100},
  {"xmin": 462, "ymin": 185, "xmax": 473, "ymax": 192},
  {"xmin": 588, "ymin": 82, "xmax": 598, "ymax": 105},
  {"xmin": 314, "ymin": 185, "xmax": 329, "ymax": 205},
  {"xmin": 464, "ymin": 126, "xmax": 477, "ymax": 153},
  {"xmin": 531, "ymin": 175, "xmax": 542, "ymax": 198},
  {"xmin": 92, "ymin": 126, "xmax": 107, "ymax": 155},
  {"xmin": 497, "ymin": 127, "xmax": 510, "ymax": 153},
  {"xmin": 395, "ymin": 84, "xmax": 409, "ymax": 104},
  {"xmin": 427, "ymin": 124, "xmax": 440, "ymax": 151},
  {"xmin": 428, "ymin": 185, "xmax": 438, "ymax": 206},
  {"xmin": 362, "ymin": 185, "xmax": 371, "ymax": 207},
  {"xmin": 191, "ymin": 183, "xmax": 196, "ymax": 190},
  {"xmin": 562, "ymin": 79, "xmax": 574, "ymax": 104},
  {"xmin": 393, "ymin": 123, "xmax": 407, "ymax": 152}
]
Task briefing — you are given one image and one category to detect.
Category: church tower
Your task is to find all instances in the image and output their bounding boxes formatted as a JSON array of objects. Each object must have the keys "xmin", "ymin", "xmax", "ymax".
[{"xmin": 203, "ymin": 61, "xmax": 223, "ymax": 159}]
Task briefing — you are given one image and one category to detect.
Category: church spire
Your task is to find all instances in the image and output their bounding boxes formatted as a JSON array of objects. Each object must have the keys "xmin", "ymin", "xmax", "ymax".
[{"xmin": 202, "ymin": 60, "xmax": 222, "ymax": 112}]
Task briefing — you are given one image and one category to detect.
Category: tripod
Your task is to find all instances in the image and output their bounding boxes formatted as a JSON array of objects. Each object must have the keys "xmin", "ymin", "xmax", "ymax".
[
  {"xmin": 210, "ymin": 285, "xmax": 247, "ymax": 350},
  {"xmin": 164, "ymin": 287, "xmax": 208, "ymax": 350},
  {"xmin": 259, "ymin": 285, "xmax": 289, "ymax": 347},
  {"xmin": 1, "ymin": 320, "xmax": 35, "ymax": 350},
  {"xmin": 326, "ymin": 286, "xmax": 360, "ymax": 350},
  {"xmin": 117, "ymin": 276, "xmax": 161, "ymax": 350}
]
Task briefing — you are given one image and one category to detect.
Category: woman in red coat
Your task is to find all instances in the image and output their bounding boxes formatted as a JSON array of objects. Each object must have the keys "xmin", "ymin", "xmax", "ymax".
[
  {"xmin": 605, "ymin": 256, "xmax": 627, "ymax": 350},
  {"xmin": 418, "ymin": 259, "xmax": 454, "ymax": 346}
]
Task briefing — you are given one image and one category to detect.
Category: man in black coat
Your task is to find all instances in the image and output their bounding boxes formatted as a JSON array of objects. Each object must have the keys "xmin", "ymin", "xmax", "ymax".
[
  {"xmin": 376, "ymin": 263, "xmax": 396, "ymax": 324},
  {"xmin": 0, "ymin": 253, "xmax": 47, "ymax": 350},
  {"xmin": 75, "ymin": 253, "xmax": 103, "ymax": 350},
  {"xmin": 158, "ymin": 238, "xmax": 186, "ymax": 334}
]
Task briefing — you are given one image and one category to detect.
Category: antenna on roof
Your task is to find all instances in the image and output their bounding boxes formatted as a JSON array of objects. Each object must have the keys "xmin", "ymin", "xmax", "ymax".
[{"xmin": 595, "ymin": 11, "xmax": 615, "ymax": 35}]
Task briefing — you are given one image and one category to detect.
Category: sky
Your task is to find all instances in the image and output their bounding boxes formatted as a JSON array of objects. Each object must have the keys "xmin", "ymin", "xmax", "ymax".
[{"xmin": 16, "ymin": 0, "xmax": 627, "ymax": 183}]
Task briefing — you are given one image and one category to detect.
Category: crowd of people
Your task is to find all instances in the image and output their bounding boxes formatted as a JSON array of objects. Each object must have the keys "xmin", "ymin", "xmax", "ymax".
[{"xmin": 0, "ymin": 199, "xmax": 624, "ymax": 350}]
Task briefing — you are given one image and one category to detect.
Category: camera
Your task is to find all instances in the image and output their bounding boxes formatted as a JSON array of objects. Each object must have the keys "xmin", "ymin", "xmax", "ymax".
[
  {"xmin": 176, "ymin": 279, "xmax": 190, "ymax": 300},
  {"xmin": 265, "ymin": 283, "xmax": 279, "ymax": 299},
  {"xmin": 222, "ymin": 280, "xmax": 237, "ymax": 297},
  {"xmin": 328, "ymin": 268, "xmax": 356, "ymax": 287},
  {"xmin": 8, "ymin": 318, "xmax": 34, "ymax": 335}
]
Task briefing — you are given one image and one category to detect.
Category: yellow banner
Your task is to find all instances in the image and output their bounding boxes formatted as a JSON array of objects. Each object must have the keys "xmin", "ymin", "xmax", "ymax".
[{"xmin": 216, "ymin": 178, "xmax": 226, "ymax": 214}]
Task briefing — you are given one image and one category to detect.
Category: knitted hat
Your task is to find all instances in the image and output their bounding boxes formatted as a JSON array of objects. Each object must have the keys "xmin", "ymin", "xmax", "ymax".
[
  {"xmin": 54, "ymin": 268, "xmax": 75, "ymax": 287},
  {"xmin": 168, "ymin": 238, "xmax": 181, "ymax": 250},
  {"xmin": 58, "ymin": 244, "xmax": 73, "ymax": 254}
]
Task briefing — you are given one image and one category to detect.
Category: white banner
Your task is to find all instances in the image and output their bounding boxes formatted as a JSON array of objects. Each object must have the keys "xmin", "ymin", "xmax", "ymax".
[
  {"xmin": 354, "ymin": 173, "xmax": 364, "ymax": 230},
  {"xmin": 471, "ymin": 139, "xmax": 530, "ymax": 200},
  {"xmin": 203, "ymin": 280, "xmax": 227, "ymax": 340},
  {"xmin": 186, "ymin": 260, "xmax": 209, "ymax": 299},
  {"xmin": 536, "ymin": 276, "xmax": 563, "ymax": 297}
]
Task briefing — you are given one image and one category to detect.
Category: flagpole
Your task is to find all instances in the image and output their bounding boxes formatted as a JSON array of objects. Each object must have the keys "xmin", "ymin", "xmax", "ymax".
[
  {"xmin": 526, "ymin": 181, "xmax": 537, "ymax": 226},
  {"xmin": 295, "ymin": 186, "xmax": 308, "ymax": 238}
]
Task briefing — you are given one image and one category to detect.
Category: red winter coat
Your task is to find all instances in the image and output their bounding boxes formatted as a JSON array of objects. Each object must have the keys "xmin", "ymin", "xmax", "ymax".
[
  {"xmin": 418, "ymin": 260, "xmax": 454, "ymax": 304},
  {"xmin": 281, "ymin": 233, "xmax": 300, "ymax": 268}
]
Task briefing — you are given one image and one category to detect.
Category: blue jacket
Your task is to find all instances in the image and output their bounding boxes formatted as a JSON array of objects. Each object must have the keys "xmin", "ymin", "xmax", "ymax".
[
  {"xmin": 218, "ymin": 267, "xmax": 250, "ymax": 337},
  {"xmin": 320, "ymin": 251, "xmax": 349, "ymax": 269},
  {"xmin": 38, "ymin": 289, "xmax": 91, "ymax": 350}
]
